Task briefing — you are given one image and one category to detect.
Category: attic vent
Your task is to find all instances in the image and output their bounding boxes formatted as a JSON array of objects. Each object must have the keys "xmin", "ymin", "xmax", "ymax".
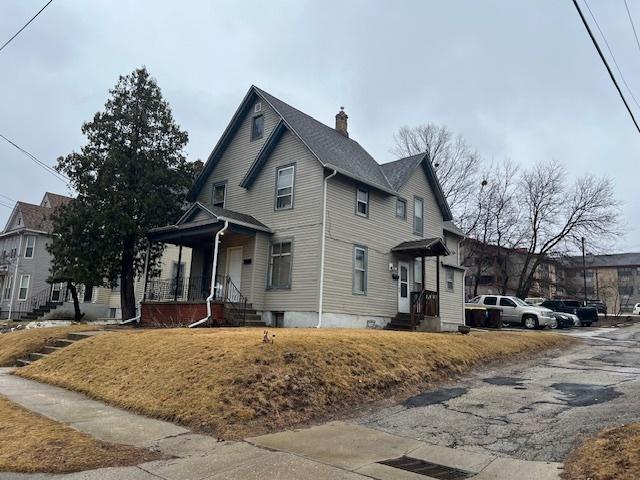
[{"xmin": 254, "ymin": 102, "xmax": 262, "ymax": 113}]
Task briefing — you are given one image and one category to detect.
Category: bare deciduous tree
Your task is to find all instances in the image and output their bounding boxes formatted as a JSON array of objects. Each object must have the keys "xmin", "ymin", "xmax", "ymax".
[
  {"xmin": 514, "ymin": 159, "xmax": 621, "ymax": 298},
  {"xmin": 392, "ymin": 124, "xmax": 481, "ymax": 227}
]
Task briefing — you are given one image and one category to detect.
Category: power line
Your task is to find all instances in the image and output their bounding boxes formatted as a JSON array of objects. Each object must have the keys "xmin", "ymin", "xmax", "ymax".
[
  {"xmin": 583, "ymin": 0, "xmax": 640, "ymax": 110},
  {"xmin": 623, "ymin": 0, "xmax": 640, "ymax": 56},
  {"xmin": 0, "ymin": 132, "xmax": 69, "ymax": 184},
  {"xmin": 0, "ymin": 0, "xmax": 54, "ymax": 54},
  {"xmin": 572, "ymin": 0, "xmax": 640, "ymax": 134},
  {"xmin": 0, "ymin": 200, "xmax": 15, "ymax": 210},
  {"xmin": 0, "ymin": 193, "xmax": 16, "ymax": 203}
]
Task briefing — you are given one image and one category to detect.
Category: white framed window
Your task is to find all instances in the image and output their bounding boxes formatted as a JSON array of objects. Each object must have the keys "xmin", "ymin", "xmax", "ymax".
[
  {"xmin": 251, "ymin": 114, "xmax": 264, "ymax": 141},
  {"xmin": 356, "ymin": 188, "xmax": 369, "ymax": 217},
  {"xmin": 396, "ymin": 198, "xmax": 406, "ymax": 220},
  {"xmin": 275, "ymin": 165, "xmax": 295, "ymax": 210},
  {"xmin": 353, "ymin": 245, "xmax": 368, "ymax": 294},
  {"xmin": 24, "ymin": 235, "xmax": 36, "ymax": 258},
  {"xmin": 18, "ymin": 275, "xmax": 30, "ymax": 300},
  {"xmin": 414, "ymin": 196, "xmax": 424, "ymax": 235},
  {"xmin": 414, "ymin": 258, "xmax": 423, "ymax": 291},
  {"xmin": 268, "ymin": 240, "xmax": 293, "ymax": 289},
  {"xmin": 446, "ymin": 268, "xmax": 454, "ymax": 291},
  {"xmin": 4, "ymin": 275, "xmax": 12, "ymax": 300},
  {"xmin": 212, "ymin": 181, "xmax": 227, "ymax": 208}
]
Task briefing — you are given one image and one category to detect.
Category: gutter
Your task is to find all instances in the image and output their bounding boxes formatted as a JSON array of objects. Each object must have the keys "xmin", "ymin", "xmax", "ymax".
[
  {"xmin": 189, "ymin": 220, "xmax": 229, "ymax": 328},
  {"xmin": 316, "ymin": 170, "xmax": 337, "ymax": 328}
]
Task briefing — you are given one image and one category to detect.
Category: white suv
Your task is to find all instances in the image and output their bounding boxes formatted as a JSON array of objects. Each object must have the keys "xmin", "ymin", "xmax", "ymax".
[
  {"xmin": 467, "ymin": 295, "xmax": 556, "ymax": 329},
  {"xmin": 633, "ymin": 303, "xmax": 640, "ymax": 315}
]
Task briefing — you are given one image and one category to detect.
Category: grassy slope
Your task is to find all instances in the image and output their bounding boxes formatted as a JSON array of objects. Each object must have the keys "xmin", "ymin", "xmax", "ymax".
[
  {"xmin": 0, "ymin": 395, "xmax": 161, "ymax": 473},
  {"xmin": 0, "ymin": 325, "xmax": 98, "ymax": 367},
  {"xmin": 18, "ymin": 328, "xmax": 576, "ymax": 439},
  {"xmin": 562, "ymin": 423, "xmax": 640, "ymax": 480}
]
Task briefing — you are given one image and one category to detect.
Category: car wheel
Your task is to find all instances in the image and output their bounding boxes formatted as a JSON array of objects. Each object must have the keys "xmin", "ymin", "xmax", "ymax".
[
  {"xmin": 583, "ymin": 322, "xmax": 592, "ymax": 327},
  {"xmin": 523, "ymin": 315, "xmax": 538, "ymax": 330},
  {"xmin": 548, "ymin": 318, "xmax": 558, "ymax": 329}
]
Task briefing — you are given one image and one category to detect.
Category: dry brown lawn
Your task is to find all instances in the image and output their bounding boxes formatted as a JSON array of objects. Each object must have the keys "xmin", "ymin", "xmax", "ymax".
[
  {"xmin": 0, "ymin": 325, "xmax": 99, "ymax": 367},
  {"xmin": 562, "ymin": 423, "xmax": 640, "ymax": 480},
  {"xmin": 19, "ymin": 328, "xmax": 576, "ymax": 439},
  {"xmin": 0, "ymin": 395, "xmax": 161, "ymax": 473}
]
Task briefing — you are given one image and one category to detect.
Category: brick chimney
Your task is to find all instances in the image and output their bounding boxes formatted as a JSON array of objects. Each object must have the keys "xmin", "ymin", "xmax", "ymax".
[{"xmin": 335, "ymin": 107, "xmax": 348, "ymax": 137}]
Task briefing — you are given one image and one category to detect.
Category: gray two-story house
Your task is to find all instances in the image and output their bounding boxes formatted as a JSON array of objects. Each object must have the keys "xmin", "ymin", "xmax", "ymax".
[{"xmin": 143, "ymin": 86, "xmax": 466, "ymax": 331}]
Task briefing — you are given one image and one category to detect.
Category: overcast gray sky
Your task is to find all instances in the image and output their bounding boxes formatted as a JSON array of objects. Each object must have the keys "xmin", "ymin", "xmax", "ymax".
[{"xmin": 1, "ymin": 0, "xmax": 638, "ymax": 251}]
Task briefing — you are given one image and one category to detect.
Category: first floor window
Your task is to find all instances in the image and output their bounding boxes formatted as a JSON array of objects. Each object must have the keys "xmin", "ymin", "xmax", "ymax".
[
  {"xmin": 18, "ymin": 275, "xmax": 30, "ymax": 300},
  {"xmin": 24, "ymin": 235, "xmax": 35, "ymax": 258},
  {"xmin": 414, "ymin": 196, "xmax": 424, "ymax": 234},
  {"xmin": 275, "ymin": 165, "xmax": 295, "ymax": 210},
  {"xmin": 446, "ymin": 268, "xmax": 455, "ymax": 291},
  {"xmin": 268, "ymin": 240, "xmax": 292, "ymax": 289},
  {"xmin": 353, "ymin": 245, "xmax": 368, "ymax": 294},
  {"xmin": 4, "ymin": 276, "xmax": 12, "ymax": 300},
  {"xmin": 414, "ymin": 258, "xmax": 423, "ymax": 291},
  {"xmin": 212, "ymin": 182, "xmax": 227, "ymax": 208},
  {"xmin": 356, "ymin": 188, "xmax": 369, "ymax": 217}
]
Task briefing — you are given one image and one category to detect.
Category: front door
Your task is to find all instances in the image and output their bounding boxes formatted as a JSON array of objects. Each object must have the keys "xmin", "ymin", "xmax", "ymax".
[
  {"xmin": 225, "ymin": 246, "xmax": 243, "ymax": 291},
  {"xmin": 398, "ymin": 261, "xmax": 410, "ymax": 313}
]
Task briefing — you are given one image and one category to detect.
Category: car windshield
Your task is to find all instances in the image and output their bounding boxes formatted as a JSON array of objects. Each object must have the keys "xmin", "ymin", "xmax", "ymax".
[
  {"xmin": 467, "ymin": 297, "xmax": 480, "ymax": 303},
  {"xmin": 511, "ymin": 297, "xmax": 529, "ymax": 307}
]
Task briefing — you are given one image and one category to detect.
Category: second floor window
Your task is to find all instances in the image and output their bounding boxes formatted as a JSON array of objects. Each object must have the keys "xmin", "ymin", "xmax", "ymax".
[
  {"xmin": 414, "ymin": 196, "xmax": 424, "ymax": 235},
  {"xmin": 24, "ymin": 235, "xmax": 35, "ymax": 258},
  {"xmin": 275, "ymin": 165, "xmax": 294, "ymax": 210},
  {"xmin": 396, "ymin": 198, "xmax": 406, "ymax": 219},
  {"xmin": 251, "ymin": 114, "xmax": 264, "ymax": 141},
  {"xmin": 212, "ymin": 182, "xmax": 226, "ymax": 208},
  {"xmin": 268, "ymin": 240, "xmax": 293, "ymax": 289},
  {"xmin": 356, "ymin": 188, "xmax": 369, "ymax": 217}
]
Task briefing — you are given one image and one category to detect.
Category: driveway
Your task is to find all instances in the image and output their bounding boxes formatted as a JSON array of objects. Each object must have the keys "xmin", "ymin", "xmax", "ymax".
[{"xmin": 358, "ymin": 325, "xmax": 640, "ymax": 463}]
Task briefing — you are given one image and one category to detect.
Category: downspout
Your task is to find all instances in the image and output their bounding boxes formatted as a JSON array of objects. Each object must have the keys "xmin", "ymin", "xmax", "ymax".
[
  {"xmin": 189, "ymin": 220, "xmax": 228, "ymax": 328},
  {"xmin": 316, "ymin": 170, "xmax": 338, "ymax": 328},
  {"xmin": 121, "ymin": 241, "xmax": 151, "ymax": 325},
  {"xmin": 7, "ymin": 233, "xmax": 24, "ymax": 320}
]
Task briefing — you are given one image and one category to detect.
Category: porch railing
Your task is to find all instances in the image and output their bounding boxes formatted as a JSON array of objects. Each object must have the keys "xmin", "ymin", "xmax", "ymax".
[
  {"xmin": 410, "ymin": 289, "xmax": 439, "ymax": 330},
  {"xmin": 10, "ymin": 283, "xmax": 69, "ymax": 321}
]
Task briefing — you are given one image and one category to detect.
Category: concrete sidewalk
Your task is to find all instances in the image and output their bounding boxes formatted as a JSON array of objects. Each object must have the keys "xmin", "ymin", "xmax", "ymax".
[{"xmin": 0, "ymin": 369, "xmax": 562, "ymax": 479}]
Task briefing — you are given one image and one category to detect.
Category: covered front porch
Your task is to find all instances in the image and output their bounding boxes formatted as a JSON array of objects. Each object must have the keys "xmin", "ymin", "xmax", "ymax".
[
  {"xmin": 390, "ymin": 237, "xmax": 450, "ymax": 331},
  {"xmin": 141, "ymin": 203, "xmax": 271, "ymax": 327}
]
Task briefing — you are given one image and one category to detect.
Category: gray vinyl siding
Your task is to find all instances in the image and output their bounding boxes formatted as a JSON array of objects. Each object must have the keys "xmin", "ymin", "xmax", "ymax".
[
  {"xmin": 196, "ymin": 101, "xmax": 324, "ymax": 311},
  {"xmin": 439, "ymin": 267, "xmax": 464, "ymax": 325},
  {"xmin": 322, "ymin": 167, "xmax": 445, "ymax": 318}
]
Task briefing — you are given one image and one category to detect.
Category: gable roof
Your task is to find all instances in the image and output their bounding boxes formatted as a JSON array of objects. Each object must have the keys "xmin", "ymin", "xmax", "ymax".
[
  {"xmin": 177, "ymin": 202, "xmax": 271, "ymax": 233},
  {"xmin": 189, "ymin": 85, "xmax": 453, "ymax": 220},
  {"xmin": 443, "ymin": 221, "xmax": 465, "ymax": 237},
  {"xmin": 42, "ymin": 192, "xmax": 73, "ymax": 209},
  {"xmin": 2, "ymin": 192, "xmax": 74, "ymax": 235}
]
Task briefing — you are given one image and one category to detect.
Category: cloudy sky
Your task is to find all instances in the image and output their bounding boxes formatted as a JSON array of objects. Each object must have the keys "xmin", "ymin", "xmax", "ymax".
[{"xmin": 1, "ymin": 0, "xmax": 638, "ymax": 250}]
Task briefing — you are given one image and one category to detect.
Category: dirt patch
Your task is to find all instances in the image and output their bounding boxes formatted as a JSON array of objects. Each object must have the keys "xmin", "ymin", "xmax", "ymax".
[
  {"xmin": 18, "ymin": 328, "xmax": 576, "ymax": 439},
  {"xmin": 0, "ymin": 395, "xmax": 161, "ymax": 473},
  {"xmin": 562, "ymin": 423, "xmax": 640, "ymax": 479}
]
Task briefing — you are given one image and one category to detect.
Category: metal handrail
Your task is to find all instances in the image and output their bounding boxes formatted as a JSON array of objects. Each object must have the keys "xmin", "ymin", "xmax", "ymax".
[
  {"xmin": 410, "ymin": 289, "xmax": 439, "ymax": 330},
  {"xmin": 12, "ymin": 283, "xmax": 68, "ymax": 320},
  {"xmin": 224, "ymin": 275, "xmax": 248, "ymax": 326}
]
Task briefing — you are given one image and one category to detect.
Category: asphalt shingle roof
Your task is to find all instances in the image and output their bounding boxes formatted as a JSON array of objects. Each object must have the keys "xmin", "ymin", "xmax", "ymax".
[
  {"xmin": 380, "ymin": 153, "xmax": 425, "ymax": 191},
  {"xmin": 564, "ymin": 253, "xmax": 640, "ymax": 269}
]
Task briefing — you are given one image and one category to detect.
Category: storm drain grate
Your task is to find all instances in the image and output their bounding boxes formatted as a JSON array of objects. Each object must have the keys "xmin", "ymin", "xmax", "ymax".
[{"xmin": 378, "ymin": 456, "xmax": 474, "ymax": 480}]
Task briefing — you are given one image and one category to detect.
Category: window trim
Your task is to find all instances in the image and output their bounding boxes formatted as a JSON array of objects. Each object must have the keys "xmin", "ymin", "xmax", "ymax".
[
  {"xmin": 274, "ymin": 164, "xmax": 296, "ymax": 211},
  {"xmin": 446, "ymin": 267, "xmax": 454, "ymax": 292},
  {"xmin": 24, "ymin": 235, "xmax": 36, "ymax": 259},
  {"xmin": 211, "ymin": 180, "xmax": 228, "ymax": 209},
  {"xmin": 352, "ymin": 245, "xmax": 368, "ymax": 295},
  {"xmin": 251, "ymin": 114, "xmax": 264, "ymax": 141},
  {"xmin": 267, "ymin": 238, "xmax": 294, "ymax": 290},
  {"xmin": 355, "ymin": 187, "xmax": 369, "ymax": 218},
  {"xmin": 18, "ymin": 274, "xmax": 30, "ymax": 301},
  {"xmin": 4, "ymin": 275, "xmax": 12, "ymax": 300},
  {"xmin": 396, "ymin": 197, "xmax": 407, "ymax": 220},
  {"xmin": 413, "ymin": 196, "xmax": 424, "ymax": 236}
]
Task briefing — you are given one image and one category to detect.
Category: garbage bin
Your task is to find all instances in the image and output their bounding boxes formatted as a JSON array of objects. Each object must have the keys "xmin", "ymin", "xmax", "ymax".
[
  {"xmin": 486, "ymin": 307, "xmax": 502, "ymax": 329},
  {"xmin": 465, "ymin": 307, "xmax": 486, "ymax": 327}
]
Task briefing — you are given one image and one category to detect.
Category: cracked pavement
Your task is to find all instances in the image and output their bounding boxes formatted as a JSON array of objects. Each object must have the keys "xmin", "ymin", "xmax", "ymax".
[{"xmin": 358, "ymin": 325, "xmax": 640, "ymax": 463}]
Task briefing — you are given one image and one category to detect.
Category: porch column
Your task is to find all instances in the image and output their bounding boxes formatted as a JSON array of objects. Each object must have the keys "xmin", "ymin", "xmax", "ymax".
[
  {"xmin": 421, "ymin": 254, "xmax": 426, "ymax": 291},
  {"xmin": 174, "ymin": 238, "xmax": 183, "ymax": 302},
  {"xmin": 436, "ymin": 255, "xmax": 441, "ymax": 317}
]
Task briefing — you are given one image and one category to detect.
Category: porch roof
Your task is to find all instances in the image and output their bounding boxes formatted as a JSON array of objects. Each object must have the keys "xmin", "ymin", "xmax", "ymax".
[
  {"xmin": 391, "ymin": 237, "xmax": 450, "ymax": 257},
  {"xmin": 147, "ymin": 202, "xmax": 271, "ymax": 246}
]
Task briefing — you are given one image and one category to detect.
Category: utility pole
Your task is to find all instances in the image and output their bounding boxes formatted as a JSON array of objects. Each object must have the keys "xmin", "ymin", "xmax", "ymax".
[{"xmin": 581, "ymin": 237, "xmax": 588, "ymax": 306}]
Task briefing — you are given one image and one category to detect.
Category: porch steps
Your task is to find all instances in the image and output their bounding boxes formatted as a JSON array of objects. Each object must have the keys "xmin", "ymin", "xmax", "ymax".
[
  {"xmin": 387, "ymin": 313, "xmax": 414, "ymax": 331},
  {"xmin": 19, "ymin": 301, "xmax": 64, "ymax": 321},
  {"xmin": 15, "ymin": 331, "xmax": 105, "ymax": 367}
]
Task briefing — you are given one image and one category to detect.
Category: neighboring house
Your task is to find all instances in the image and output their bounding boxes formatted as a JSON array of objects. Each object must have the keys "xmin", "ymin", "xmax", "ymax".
[
  {"xmin": 0, "ymin": 192, "xmax": 189, "ymax": 321},
  {"xmin": 562, "ymin": 253, "xmax": 640, "ymax": 314},
  {"xmin": 461, "ymin": 239, "xmax": 565, "ymax": 300},
  {"xmin": 143, "ymin": 86, "xmax": 466, "ymax": 331}
]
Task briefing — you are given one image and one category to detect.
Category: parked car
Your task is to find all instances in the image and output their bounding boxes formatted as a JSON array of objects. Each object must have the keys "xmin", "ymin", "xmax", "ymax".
[
  {"xmin": 587, "ymin": 299, "xmax": 607, "ymax": 315},
  {"xmin": 467, "ymin": 295, "xmax": 556, "ymax": 329},
  {"xmin": 633, "ymin": 303, "xmax": 640, "ymax": 315},
  {"xmin": 548, "ymin": 312, "xmax": 575, "ymax": 329},
  {"xmin": 525, "ymin": 297, "xmax": 547, "ymax": 307},
  {"xmin": 540, "ymin": 299, "xmax": 598, "ymax": 327}
]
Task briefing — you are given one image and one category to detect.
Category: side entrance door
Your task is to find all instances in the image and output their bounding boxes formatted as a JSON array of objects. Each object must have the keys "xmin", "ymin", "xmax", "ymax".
[
  {"xmin": 225, "ymin": 246, "xmax": 243, "ymax": 293},
  {"xmin": 398, "ymin": 261, "xmax": 410, "ymax": 313}
]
